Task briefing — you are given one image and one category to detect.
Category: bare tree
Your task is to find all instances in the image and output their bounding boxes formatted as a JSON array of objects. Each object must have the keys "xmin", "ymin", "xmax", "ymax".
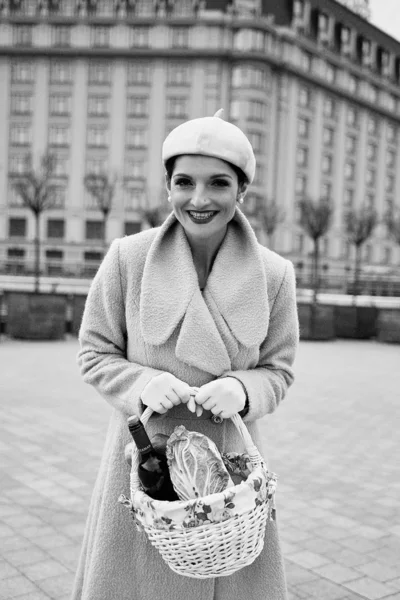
[
  {"xmin": 84, "ymin": 172, "xmax": 117, "ymax": 251},
  {"xmin": 255, "ymin": 197, "xmax": 285, "ymax": 249},
  {"xmin": 299, "ymin": 196, "xmax": 334, "ymax": 305},
  {"xmin": 344, "ymin": 206, "xmax": 377, "ymax": 300},
  {"xmin": 11, "ymin": 150, "xmax": 57, "ymax": 293}
]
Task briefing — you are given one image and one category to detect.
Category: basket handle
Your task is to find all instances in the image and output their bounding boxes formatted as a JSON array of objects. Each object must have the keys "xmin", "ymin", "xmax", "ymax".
[{"xmin": 131, "ymin": 407, "xmax": 266, "ymax": 479}]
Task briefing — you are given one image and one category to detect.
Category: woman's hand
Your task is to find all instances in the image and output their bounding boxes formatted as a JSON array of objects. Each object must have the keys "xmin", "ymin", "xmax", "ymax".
[
  {"xmin": 194, "ymin": 377, "xmax": 247, "ymax": 419},
  {"xmin": 141, "ymin": 372, "xmax": 193, "ymax": 414}
]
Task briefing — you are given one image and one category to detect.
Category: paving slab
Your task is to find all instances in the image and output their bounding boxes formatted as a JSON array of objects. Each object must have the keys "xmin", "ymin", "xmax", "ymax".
[{"xmin": 0, "ymin": 336, "xmax": 399, "ymax": 599}]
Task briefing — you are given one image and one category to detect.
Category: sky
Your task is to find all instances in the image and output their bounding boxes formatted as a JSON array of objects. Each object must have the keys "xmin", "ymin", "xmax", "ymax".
[{"xmin": 368, "ymin": 0, "xmax": 400, "ymax": 41}]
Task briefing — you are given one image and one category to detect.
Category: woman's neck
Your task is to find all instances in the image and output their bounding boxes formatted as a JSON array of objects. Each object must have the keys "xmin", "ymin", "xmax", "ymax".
[{"xmin": 186, "ymin": 227, "xmax": 227, "ymax": 279}]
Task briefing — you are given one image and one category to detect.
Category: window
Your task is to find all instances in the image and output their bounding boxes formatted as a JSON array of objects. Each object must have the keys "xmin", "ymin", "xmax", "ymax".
[
  {"xmin": 49, "ymin": 186, "xmax": 66, "ymax": 208},
  {"xmin": 10, "ymin": 124, "xmax": 31, "ymax": 146},
  {"xmin": 88, "ymin": 63, "xmax": 111, "ymax": 85},
  {"xmin": 205, "ymin": 65, "xmax": 219, "ymax": 88},
  {"xmin": 247, "ymin": 132, "xmax": 263, "ymax": 153},
  {"xmin": 7, "ymin": 247, "xmax": 25, "ymax": 272},
  {"xmin": 321, "ymin": 182, "xmax": 331, "ymax": 199},
  {"xmin": 83, "ymin": 251, "xmax": 103, "ymax": 276},
  {"xmin": 127, "ymin": 63, "xmax": 151, "ymax": 85},
  {"xmin": 386, "ymin": 151, "xmax": 396, "ymax": 169},
  {"xmin": 298, "ymin": 86, "xmax": 311, "ymax": 107},
  {"xmin": 11, "ymin": 62, "xmax": 33, "ymax": 83},
  {"xmin": 127, "ymin": 96, "xmax": 149, "ymax": 117},
  {"xmin": 248, "ymin": 100, "xmax": 266, "ymax": 122},
  {"xmin": 323, "ymin": 97, "xmax": 336, "ymax": 119},
  {"xmin": 124, "ymin": 187, "xmax": 144, "ymax": 210},
  {"xmin": 124, "ymin": 221, "xmax": 141, "ymax": 236},
  {"xmin": 367, "ymin": 144, "xmax": 377, "ymax": 162},
  {"xmin": 13, "ymin": 26, "xmax": 33, "ymax": 46},
  {"xmin": 130, "ymin": 27, "xmax": 150, "ymax": 48},
  {"xmin": 383, "ymin": 247, "xmax": 392, "ymax": 264},
  {"xmin": 53, "ymin": 156, "xmax": 68, "ymax": 177},
  {"xmin": 387, "ymin": 124, "xmax": 396, "ymax": 142},
  {"xmin": 50, "ymin": 61, "xmax": 72, "ymax": 84},
  {"xmin": 344, "ymin": 161, "xmax": 355, "ymax": 180},
  {"xmin": 345, "ymin": 135, "xmax": 356, "ymax": 154},
  {"xmin": 294, "ymin": 233, "xmax": 304, "ymax": 253},
  {"xmin": 49, "ymin": 94, "xmax": 70, "ymax": 115},
  {"xmin": 92, "ymin": 27, "xmax": 110, "ymax": 48},
  {"xmin": 53, "ymin": 26, "xmax": 71, "ymax": 47},
  {"xmin": 47, "ymin": 219, "xmax": 65, "ymax": 239},
  {"xmin": 171, "ymin": 27, "xmax": 189, "ymax": 48},
  {"xmin": 9, "ymin": 218, "xmax": 26, "ymax": 238},
  {"xmin": 126, "ymin": 128, "xmax": 147, "ymax": 148},
  {"xmin": 365, "ymin": 193, "xmax": 375, "ymax": 210},
  {"xmin": 87, "ymin": 126, "xmax": 108, "ymax": 147},
  {"xmin": 343, "ymin": 188, "xmax": 354, "ymax": 208},
  {"xmin": 166, "ymin": 97, "xmax": 188, "ymax": 118},
  {"xmin": 322, "ymin": 154, "xmax": 333, "ymax": 175},
  {"xmin": 297, "ymin": 147, "xmax": 308, "ymax": 167},
  {"xmin": 167, "ymin": 63, "xmax": 190, "ymax": 86},
  {"xmin": 346, "ymin": 107, "xmax": 358, "ymax": 127},
  {"xmin": 366, "ymin": 168, "xmax": 375, "ymax": 187},
  {"xmin": 85, "ymin": 220, "xmax": 105, "ymax": 240},
  {"xmin": 86, "ymin": 158, "xmax": 107, "ymax": 175},
  {"xmin": 234, "ymin": 29, "xmax": 265, "ymax": 52},
  {"xmin": 231, "ymin": 66, "xmax": 269, "ymax": 89},
  {"xmin": 297, "ymin": 118, "xmax": 310, "ymax": 138},
  {"xmin": 323, "ymin": 127, "xmax": 334, "ymax": 146},
  {"xmin": 9, "ymin": 154, "xmax": 29, "ymax": 175},
  {"xmin": 49, "ymin": 125, "xmax": 69, "ymax": 146},
  {"xmin": 368, "ymin": 117, "xmax": 378, "ymax": 136},
  {"xmin": 88, "ymin": 95, "xmax": 109, "ymax": 116},
  {"xmin": 295, "ymin": 174, "xmax": 306, "ymax": 194},
  {"xmin": 386, "ymin": 175, "xmax": 395, "ymax": 193},
  {"xmin": 11, "ymin": 93, "xmax": 32, "ymax": 114},
  {"xmin": 124, "ymin": 159, "xmax": 146, "ymax": 180},
  {"xmin": 45, "ymin": 249, "xmax": 63, "ymax": 274}
]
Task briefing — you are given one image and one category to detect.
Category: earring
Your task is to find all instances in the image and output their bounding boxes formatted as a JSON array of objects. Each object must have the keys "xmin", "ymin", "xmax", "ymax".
[
  {"xmin": 238, "ymin": 196, "xmax": 244, "ymax": 204},
  {"xmin": 167, "ymin": 195, "xmax": 171, "ymax": 202}
]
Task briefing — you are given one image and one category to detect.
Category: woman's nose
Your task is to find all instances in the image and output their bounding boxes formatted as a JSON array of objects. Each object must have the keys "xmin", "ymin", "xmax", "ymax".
[{"xmin": 190, "ymin": 186, "xmax": 208, "ymax": 208}]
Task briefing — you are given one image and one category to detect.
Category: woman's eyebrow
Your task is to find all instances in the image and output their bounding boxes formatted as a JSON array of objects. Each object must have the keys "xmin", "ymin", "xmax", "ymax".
[{"xmin": 172, "ymin": 172, "xmax": 233, "ymax": 179}]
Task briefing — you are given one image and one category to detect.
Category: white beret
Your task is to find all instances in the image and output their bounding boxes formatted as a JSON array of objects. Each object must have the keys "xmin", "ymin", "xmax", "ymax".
[{"xmin": 162, "ymin": 109, "xmax": 256, "ymax": 184}]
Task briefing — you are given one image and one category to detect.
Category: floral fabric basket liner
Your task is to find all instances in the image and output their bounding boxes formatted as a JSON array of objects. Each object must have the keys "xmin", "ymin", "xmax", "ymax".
[
  {"xmin": 118, "ymin": 409, "xmax": 278, "ymax": 579},
  {"xmin": 119, "ymin": 451, "xmax": 277, "ymax": 532}
]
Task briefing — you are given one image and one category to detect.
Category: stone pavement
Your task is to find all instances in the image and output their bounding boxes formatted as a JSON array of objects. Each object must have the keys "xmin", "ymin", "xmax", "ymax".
[{"xmin": 0, "ymin": 337, "xmax": 399, "ymax": 600}]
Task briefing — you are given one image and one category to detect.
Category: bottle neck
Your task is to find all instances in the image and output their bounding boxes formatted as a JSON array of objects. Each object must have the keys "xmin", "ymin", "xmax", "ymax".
[{"xmin": 128, "ymin": 423, "xmax": 153, "ymax": 456}]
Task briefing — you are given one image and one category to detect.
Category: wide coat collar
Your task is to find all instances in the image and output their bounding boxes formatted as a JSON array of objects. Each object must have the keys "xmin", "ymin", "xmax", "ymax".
[{"xmin": 139, "ymin": 207, "xmax": 269, "ymax": 376}]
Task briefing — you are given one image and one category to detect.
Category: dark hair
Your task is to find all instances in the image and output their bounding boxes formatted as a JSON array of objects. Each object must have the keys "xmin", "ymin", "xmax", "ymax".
[{"xmin": 165, "ymin": 155, "xmax": 248, "ymax": 190}]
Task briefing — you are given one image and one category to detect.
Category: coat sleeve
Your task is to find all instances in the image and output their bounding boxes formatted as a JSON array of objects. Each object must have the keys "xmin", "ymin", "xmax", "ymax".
[
  {"xmin": 77, "ymin": 239, "xmax": 164, "ymax": 417},
  {"xmin": 221, "ymin": 260, "xmax": 299, "ymax": 423}
]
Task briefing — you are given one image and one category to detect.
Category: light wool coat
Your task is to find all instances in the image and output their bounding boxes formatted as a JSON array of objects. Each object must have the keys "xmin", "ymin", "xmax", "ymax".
[{"xmin": 71, "ymin": 207, "xmax": 299, "ymax": 600}]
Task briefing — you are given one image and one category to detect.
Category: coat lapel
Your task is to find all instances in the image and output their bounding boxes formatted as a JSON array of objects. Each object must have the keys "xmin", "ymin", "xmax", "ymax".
[{"xmin": 140, "ymin": 207, "xmax": 269, "ymax": 376}]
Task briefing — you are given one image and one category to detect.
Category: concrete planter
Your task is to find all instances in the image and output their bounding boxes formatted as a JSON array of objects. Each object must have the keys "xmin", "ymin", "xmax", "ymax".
[
  {"xmin": 297, "ymin": 303, "xmax": 336, "ymax": 341},
  {"xmin": 6, "ymin": 292, "xmax": 67, "ymax": 340},
  {"xmin": 333, "ymin": 305, "xmax": 378, "ymax": 339},
  {"xmin": 376, "ymin": 308, "xmax": 400, "ymax": 344},
  {"xmin": 71, "ymin": 294, "xmax": 87, "ymax": 336}
]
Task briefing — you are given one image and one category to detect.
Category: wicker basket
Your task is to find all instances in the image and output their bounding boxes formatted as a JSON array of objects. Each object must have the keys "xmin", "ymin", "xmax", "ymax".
[{"xmin": 119, "ymin": 407, "xmax": 277, "ymax": 579}]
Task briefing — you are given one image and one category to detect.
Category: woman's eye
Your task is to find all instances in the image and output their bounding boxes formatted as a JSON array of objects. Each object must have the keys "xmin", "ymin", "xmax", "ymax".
[
  {"xmin": 174, "ymin": 178, "xmax": 192, "ymax": 187},
  {"xmin": 212, "ymin": 179, "xmax": 230, "ymax": 187}
]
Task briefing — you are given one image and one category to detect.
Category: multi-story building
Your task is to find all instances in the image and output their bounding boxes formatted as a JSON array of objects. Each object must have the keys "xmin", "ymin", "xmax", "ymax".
[{"xmin": 0, "ymin": 0, "xmax": 399, "ymax": 282}]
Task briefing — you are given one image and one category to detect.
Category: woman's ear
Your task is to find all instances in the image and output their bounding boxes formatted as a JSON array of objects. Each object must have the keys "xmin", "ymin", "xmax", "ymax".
[{"xmin": 239, "ymin": 182, "xmax": 249, "ymax": 198}]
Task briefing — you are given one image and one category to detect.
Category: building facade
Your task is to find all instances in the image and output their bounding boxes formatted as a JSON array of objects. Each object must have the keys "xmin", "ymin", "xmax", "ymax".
[{"xmin": 0, "ymin": 0, "xmax": 400, "ymax": 281}]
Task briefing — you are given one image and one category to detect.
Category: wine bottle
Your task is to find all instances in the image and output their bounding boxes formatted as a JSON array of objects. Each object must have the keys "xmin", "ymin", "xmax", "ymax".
[{"xmin": 127, "ymin": 416, "xmax": 179, "ymax": 502}]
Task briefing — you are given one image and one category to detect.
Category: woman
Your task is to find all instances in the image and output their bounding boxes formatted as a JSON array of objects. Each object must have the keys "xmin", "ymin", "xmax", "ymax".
[{"xmin": 71, "ymin": 110, "xmax": 299, "ymax": 600}]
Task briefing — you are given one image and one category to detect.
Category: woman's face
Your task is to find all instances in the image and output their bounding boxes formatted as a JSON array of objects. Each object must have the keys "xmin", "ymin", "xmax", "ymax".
[{"xmin": 167, "ymin": 155, "xmax": 243, "ymax": 242}]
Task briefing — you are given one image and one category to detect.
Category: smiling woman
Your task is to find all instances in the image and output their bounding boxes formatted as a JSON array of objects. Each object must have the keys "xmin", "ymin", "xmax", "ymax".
[
  {"xmin": 165, "ymin": 154, "xmax": 248, "ymax": 288},
  {"xmin": 72, "ymin": 109, "xmax": 299, "ymax": 600}
]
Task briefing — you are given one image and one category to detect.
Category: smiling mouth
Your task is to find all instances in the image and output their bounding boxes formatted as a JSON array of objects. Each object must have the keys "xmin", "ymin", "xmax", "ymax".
[{"xmin": 187, "ymin": 211, "xmax": 218, "ymax": 220}]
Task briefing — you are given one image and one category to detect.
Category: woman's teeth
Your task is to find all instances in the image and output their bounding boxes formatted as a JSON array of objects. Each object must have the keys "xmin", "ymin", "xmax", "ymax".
[{"xmin": 189, "ymin": 211, "xmax": 216, "ymax": 219}]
